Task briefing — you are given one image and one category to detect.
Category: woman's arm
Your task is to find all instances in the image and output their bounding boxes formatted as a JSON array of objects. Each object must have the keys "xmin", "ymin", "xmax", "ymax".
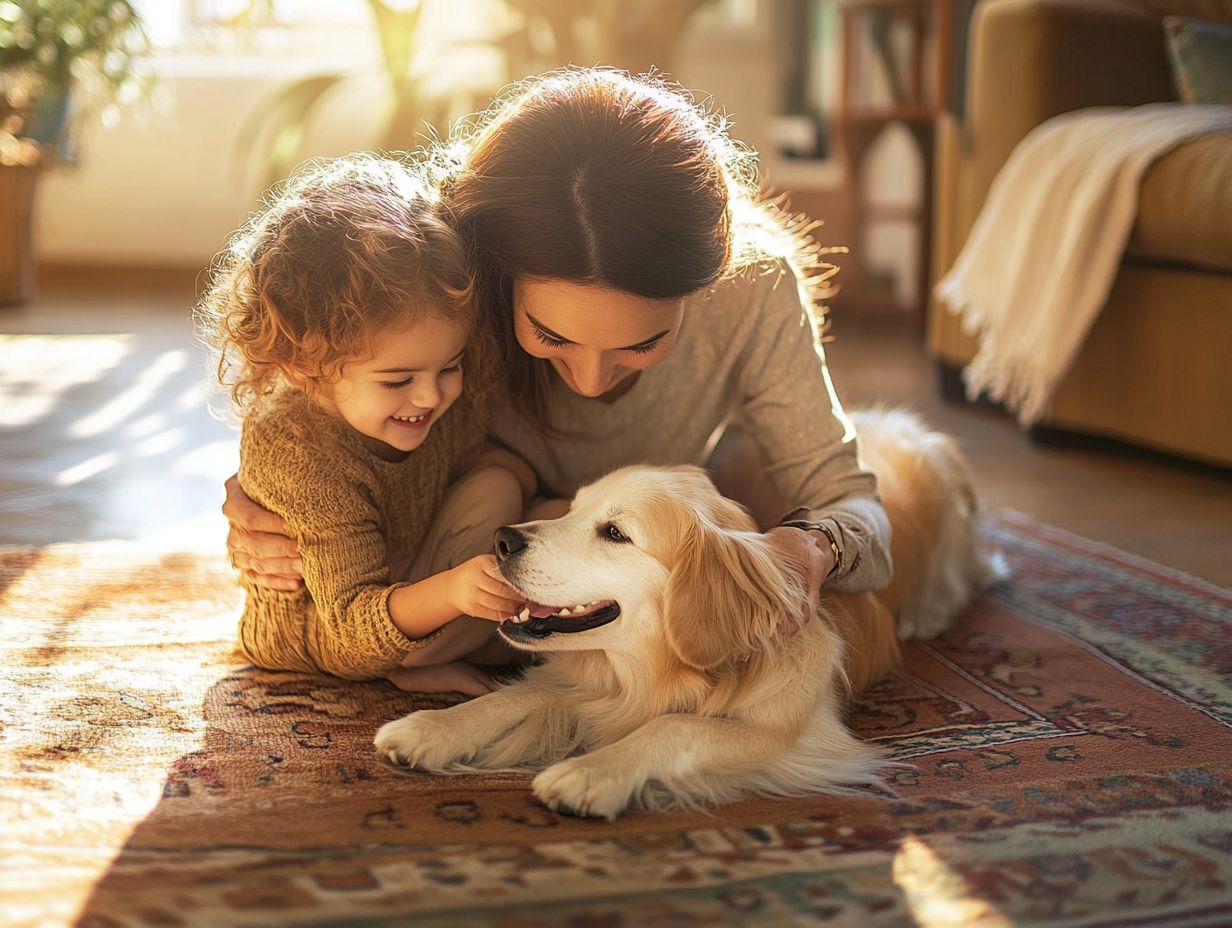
[{"xmin": 736, "ymin": 261, "xmax": 893, "ymax": 594}]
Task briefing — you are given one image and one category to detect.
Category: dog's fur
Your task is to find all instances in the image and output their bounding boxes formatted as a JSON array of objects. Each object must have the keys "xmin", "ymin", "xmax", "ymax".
[{"xmin": 375, "ymin": 409, "xmax": 997, "ymax": 819}]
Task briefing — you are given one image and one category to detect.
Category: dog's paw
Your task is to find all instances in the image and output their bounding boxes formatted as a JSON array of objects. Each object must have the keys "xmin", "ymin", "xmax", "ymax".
[
  {"xmin": 374, "ymin": 711, "xmax": 478, "ymax": 771},
  {"xmin": 532, "ymin": 757, "xmax": 637, "ymax": 821}
]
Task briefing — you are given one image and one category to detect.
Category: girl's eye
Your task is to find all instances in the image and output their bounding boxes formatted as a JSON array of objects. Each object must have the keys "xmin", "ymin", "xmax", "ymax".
[
  {"xmin": 443, "ymin": 363, "xmax": 463, "ymax": 374},
  {"xmin": 599, "ymin": 521, "xmax": 630, "ymax": 544},
  {"xmin": 382, "ymin": 377, "xmax": 412, "ymax": 390},
  {"xmin": 533, "ymin": 328, "xmax": 569, "ymax": 349},
  {"xmin": 627, "ymin": 340, "xmax": 662, "ymax": 356}
]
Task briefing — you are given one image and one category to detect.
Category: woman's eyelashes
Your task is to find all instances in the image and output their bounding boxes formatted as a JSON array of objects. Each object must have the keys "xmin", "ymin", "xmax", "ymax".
[
  {"xmin": 532, "ymin": 328, "xmax": 569, "ymax": 349},
  {"xmin": 627, "ymin": 340, "xmax": 662, "ymax": 356},
  {"xmin": 532, "ymin": 326, "xmax": 663, "ymax": 355}
]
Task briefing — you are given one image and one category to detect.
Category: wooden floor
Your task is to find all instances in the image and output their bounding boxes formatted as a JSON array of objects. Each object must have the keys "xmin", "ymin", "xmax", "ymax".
[{"xmin": 3, "ymin": 271, "xmax": 1230, "ymax": 586}]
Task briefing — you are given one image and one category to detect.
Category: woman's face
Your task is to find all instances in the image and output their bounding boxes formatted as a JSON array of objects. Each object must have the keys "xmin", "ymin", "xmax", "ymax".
[{"xmin": 512, "ymin": 278, "xmax": 684, "ymax": 399}]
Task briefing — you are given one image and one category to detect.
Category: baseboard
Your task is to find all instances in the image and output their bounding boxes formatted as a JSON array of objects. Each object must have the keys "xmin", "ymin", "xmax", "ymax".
[
  {"xmin": 1027, "ymin": 424, "xmax": 1231, "ymax": 477},
  {"xmin": 36, "ymin": 263, "xmax": 207, "ymax": 296}
]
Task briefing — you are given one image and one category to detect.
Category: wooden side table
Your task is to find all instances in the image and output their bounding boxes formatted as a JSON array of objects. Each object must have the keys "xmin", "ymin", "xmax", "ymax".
[{"xmin": 835, "ymin": 0, "xmax": 952, "ymax": 325}]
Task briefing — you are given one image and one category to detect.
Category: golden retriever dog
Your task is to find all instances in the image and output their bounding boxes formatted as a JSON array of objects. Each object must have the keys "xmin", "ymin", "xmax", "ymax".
[{"xmin": 375, "ymin": 410, "xmax": 997, "ymax": 819}]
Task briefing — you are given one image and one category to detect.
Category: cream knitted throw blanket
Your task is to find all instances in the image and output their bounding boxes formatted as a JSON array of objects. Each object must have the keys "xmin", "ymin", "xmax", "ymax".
[{"xmin": 935, "ymin": 103, "xmax": 1232, "ymax": 425}]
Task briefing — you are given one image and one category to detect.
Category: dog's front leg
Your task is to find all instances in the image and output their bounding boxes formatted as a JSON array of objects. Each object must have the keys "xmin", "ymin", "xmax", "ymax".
[
  {"xmin": 376, "ymin": 682, "xmax": 562, "ymax": 772},
  {"xmin": 533, "ymin": 714, "xmax": 789, "ymax": 819}
]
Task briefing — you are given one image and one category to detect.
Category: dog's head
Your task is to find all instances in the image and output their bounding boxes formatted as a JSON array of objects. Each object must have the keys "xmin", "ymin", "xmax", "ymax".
[{"xmin": 495, "ymin": 465, "xmax": 804, "ymax": 669}]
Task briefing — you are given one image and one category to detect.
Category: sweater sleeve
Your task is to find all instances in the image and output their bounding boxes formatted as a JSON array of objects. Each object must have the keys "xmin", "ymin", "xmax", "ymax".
[
  {"xmin": 736, "ymin": 261, "xmax": 893, "ymax": 592},
  {"xmin": 238, "ymin": 417, "xmax": 440, "ymax": 679}
]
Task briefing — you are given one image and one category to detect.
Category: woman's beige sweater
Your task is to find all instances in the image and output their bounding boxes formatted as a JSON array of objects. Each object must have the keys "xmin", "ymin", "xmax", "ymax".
[
  {"xmin": 235, "ymin": 389, "xmax": 485, "ymax": 679},
  {"xmin": 492, "ymin": 258, "xmax": 893, "ymax": 592}
]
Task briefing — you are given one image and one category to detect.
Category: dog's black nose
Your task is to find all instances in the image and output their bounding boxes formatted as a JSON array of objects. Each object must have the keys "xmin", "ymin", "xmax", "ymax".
[{"xmin": 495, "ymin": 526, "xmax": 528, "ymax": 562}]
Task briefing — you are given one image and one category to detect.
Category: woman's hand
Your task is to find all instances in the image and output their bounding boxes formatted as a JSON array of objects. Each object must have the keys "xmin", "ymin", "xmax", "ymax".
[
  {"xmin": 764, "ymin": 525, "xmax": 836, "ymax": 634},
  {"xmin": 222, "ymin": 475, "xmax": 303, "ymax": 592},
  {"xmin": 446, "ymin": 554, "xmax": 526, "ymax": 621}
]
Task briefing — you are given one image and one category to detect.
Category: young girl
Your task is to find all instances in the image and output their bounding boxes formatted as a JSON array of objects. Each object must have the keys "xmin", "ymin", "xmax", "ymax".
[{"xmin": 196, "ymin": 153, "xmax": 534, "ymax": 697}]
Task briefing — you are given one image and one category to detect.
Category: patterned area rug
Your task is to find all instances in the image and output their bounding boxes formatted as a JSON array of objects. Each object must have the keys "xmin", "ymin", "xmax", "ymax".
[{"xmin": 2, "ymin": 512, "xmax": 1230, "ymax": 928}]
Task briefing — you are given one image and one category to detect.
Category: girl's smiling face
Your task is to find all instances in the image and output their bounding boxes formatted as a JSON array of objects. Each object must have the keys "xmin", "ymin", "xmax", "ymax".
[
  {"xmin": 512, "ymin": 278, "xmax": 684, "ymax": 399},
  {"xmin": 319, "ymin": 314, "xmax": 467, "ymax": 456}
]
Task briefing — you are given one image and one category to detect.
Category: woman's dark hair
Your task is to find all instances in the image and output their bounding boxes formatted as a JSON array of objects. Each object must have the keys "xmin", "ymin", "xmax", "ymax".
[{"xmin": 439, "ymin": 69, "xmax": 836, "ymax": 432}]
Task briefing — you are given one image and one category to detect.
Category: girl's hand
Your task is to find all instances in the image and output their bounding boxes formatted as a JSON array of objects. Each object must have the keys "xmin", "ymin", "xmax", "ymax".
[
  {"xmin": 446, "ymin": 554, "xmax": 525, "ymax": 621},
  {"xmin": 764, "ymin": 525, "xmax": 836, "ymax": 635},
  {"xmin": 222, "ymin": 475, "xmax": 304, "ymax": 592}
]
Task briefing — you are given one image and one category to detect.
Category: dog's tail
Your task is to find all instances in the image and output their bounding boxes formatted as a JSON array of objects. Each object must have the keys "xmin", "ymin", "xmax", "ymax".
[{"xmin": 851, "ymin": 408, "xmax": 1005, "ymax": 640}]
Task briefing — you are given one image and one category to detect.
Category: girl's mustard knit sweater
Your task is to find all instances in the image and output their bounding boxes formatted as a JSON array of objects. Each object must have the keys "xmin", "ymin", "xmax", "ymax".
[{"xmin": 235, "ymin": 388, "xmax": 485, "ymax": 679}]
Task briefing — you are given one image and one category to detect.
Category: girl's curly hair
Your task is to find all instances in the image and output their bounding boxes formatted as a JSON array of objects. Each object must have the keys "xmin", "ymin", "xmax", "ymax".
[{"xmin": 195, "ymin": 152, "xmax": 488, "ymax": 414}]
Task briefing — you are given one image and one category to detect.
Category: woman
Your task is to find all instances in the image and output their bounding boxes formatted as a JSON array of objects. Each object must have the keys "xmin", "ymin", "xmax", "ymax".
[{"xmin": 224, "ymin": 69, "xmax": 891, "ymax": 671}]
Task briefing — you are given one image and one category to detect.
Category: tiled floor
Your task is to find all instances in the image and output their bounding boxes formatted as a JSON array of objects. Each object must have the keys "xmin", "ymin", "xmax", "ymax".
[{"xmin": 3, "ymin": 270, "xmax": 1230, "ymax": 585}]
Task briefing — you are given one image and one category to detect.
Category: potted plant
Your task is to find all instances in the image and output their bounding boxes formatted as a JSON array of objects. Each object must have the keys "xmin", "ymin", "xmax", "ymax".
[
  {"xmin": 495, "ymin": 0, "xmax": 718, "ymax": 78},
  {"xmin": 237, "ymin": 0, "xmax": 484, "ymax": 194},
  {"xmin": 0, "ymin": 0, "xmax": 149, "ymax": 304},
  {"xmin": 237, "ymin": 0, "xmax": 719, "ymax": 195}
]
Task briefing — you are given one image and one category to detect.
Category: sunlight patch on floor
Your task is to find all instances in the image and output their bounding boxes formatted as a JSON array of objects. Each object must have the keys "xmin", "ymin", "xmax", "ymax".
[
  {"xmin": 172, "ymin": 439, "xmax": 239, "ymax": 481},
  {"xmin": 893, "ymin": 835, "xmax": 1011, "ymax": 927},
  {"xmin": 136, "ymin": 510, "xmax": 231, "ymax": 551},
  {"xmin": 134, "ymin": 427, "xmax": 187, "ymax": 458},
  {"xmin": 68, "ymin": 349, "xmax": 190, "ymax": 439},
  {"xmin": 0, "ymin": 334, "xmax": 133, "ymax": 428},
  {"xmin": 54, "ymin": 450, "xmax": 122, "ymax": 487},
  {"xmin": 123, "ymin": 412, "xmax": 169, "ymax": 438},
  {"xmin": 176, "ymin": 381, "xmax": 213, "ymax": 413}
]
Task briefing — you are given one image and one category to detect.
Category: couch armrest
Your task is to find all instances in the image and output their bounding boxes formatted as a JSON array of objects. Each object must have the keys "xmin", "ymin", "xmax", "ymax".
[
  {"xmin": 929, "ymin": 0, "xmax": 1176, "ymax": 360},
  {"xmin": 956, "ymin": 0, "xmax": 1174, "ymax": 233}
]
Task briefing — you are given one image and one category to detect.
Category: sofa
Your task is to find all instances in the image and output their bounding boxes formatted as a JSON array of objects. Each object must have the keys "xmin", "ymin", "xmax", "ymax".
[{"xmin": 928, "ymin": 0, "xmax": 1232, "ymax": 466}]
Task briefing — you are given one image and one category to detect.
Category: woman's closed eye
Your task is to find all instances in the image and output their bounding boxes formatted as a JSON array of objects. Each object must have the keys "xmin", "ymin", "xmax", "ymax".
[
  {"xmin": 626, "ymin": 339, "xmax": 663, "ymax": 355},
  {"xmin": 533, "ymin": 325, "xmax": 663, "ymax": 355},
  {"xmin": 532, "ymin": 327, "xmax": 569, "ymax": 350}
]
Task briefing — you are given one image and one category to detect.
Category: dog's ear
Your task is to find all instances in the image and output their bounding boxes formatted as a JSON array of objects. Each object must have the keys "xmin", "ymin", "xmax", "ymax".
[{"xmin": 663, "ymin": 520, "xmax": 803, "ymax": 670}]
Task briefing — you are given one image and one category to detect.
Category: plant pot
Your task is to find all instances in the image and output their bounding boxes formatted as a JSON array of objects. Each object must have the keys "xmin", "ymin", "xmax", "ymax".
[
  {"xmin": 27, "ymin": 91, "xmax": 76, "ymax": 161},
  {"xmin": 0, "ymin": 162, "xmax": 42, "ymax": 305}
]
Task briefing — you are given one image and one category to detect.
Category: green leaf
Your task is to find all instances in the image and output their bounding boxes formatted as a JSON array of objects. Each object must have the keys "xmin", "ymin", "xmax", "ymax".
[
  {"xmin": 234, "ymin": 73, "xmax": 350, "ymax": 193},
  {"xmin": 364, "ymin": 0, "xmax": 424, "ymax": 84}
]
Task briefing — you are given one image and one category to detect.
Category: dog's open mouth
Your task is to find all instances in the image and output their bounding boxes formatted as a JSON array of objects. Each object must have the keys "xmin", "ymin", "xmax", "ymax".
[{"xmin": 499, "ymin": 599, "xmax": 621, "ymax": 638}]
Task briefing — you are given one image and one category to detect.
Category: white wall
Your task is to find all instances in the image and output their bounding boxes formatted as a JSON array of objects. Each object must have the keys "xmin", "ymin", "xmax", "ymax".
[
  {"xmin": 861, "ymin": 123, "xmax": 924, "ymax": 306},
  {"xmin": 36, "ymin": 5, "xmax": 857, "ymax": 270},
  {"xmin": 37, "ymin": 60, "xmax": 389, "ymax": 266}
]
